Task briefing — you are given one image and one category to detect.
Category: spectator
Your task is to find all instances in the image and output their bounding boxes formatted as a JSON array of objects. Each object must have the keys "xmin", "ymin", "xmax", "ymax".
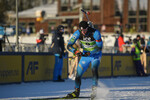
[
  {"xmin": 134, "ymin": 34, "xmax": 141, "ymax": 51},
  {"xmin": 0, "ymin": 27, "xmax": 5, "ymax": 51},
  {"xmin": 131, "ymin": 39, "xmax": 147, "ymax": 76},
  {"xmin": 36, "ymin": 29, "xmax": 48, "ymax": 52},
  {"xmin": 26, "ymin": 26, "xmax": 30, "ymax": 36},
  {"xmin": 141, "ymin": 35, "xmax": 145, "ymax": 46},
  {"xmin": 124, "ymin": 38, "xmax": 132, "ymax": 53},
  {"xmin": 125, "ymin": 38, "xmax": 132, "ymax": 44},
  {"xmin": 113, "ymin": 31, "xmax": 119, "ymax": 53},
  {"xmin": 118, "ymin": 34, "xmax": 125, "ymax": 53},
  {"xmin": 0, "ymin": 37, "xmax": 3, "ymax": 52},
  {"xmin": 140, "ymin": 35, "xmax": 147, "ymax": 73},
  {"xmin": 138, "ymin": 25, "xmax": 142, "ymax": 32},
  {"xmin": 115, "ymin": 21, "xmax": 121, "ymax": 33},
  {"xmin": 136, "ymin": 34, "xmax": 141, "ymax": 42},
  {"xmin": 50, "ymin": 26, "xmax": 55, "ymax": 34},
  {"xmin": 101, "ymin": 24, "xmax": 106, "ymax": 33},
  {"xmin": 135, "ymin": 34, "xmax": 147, "ymax": 73},
  {"xmin": 50, "ymin": 25, "xmax": 65, "ymax": 82}
]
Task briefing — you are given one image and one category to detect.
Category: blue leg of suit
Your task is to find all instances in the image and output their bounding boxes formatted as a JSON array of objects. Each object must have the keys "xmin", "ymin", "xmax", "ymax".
[{"xmin": 75, "ymin": 53, "xmax": 101, "ymax": 88}]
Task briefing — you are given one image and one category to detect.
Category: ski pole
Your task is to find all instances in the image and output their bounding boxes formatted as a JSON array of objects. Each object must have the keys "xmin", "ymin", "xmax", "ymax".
[
  {"xmin": 81, "ymin": 9, "xmax": 94, "ymax": 28},
  {"xmin": 81, "ymin": 9, "xmax": 90, "ymax": 21}
]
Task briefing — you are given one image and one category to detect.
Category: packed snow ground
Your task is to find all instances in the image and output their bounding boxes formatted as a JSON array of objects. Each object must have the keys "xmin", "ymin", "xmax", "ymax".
[{"xmin": 0, "ymin": 76, "xmax": 150, "ymax": 100}]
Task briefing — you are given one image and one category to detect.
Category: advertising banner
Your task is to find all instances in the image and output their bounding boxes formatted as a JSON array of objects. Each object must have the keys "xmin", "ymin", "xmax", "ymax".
[
  {"xmin": 24, "ymin": 55, "xmax": 55, "ymax": 81},
  {"xmin": 62, "ymin": 57, "xmax": 68, "ymax": 79},
  {"xmin": 82, "ymin": 55, "xmax": 112, "ymax": 78},
  {"xmin": 113, "ymin": 55, "xmax": 137, "ymax": 76},
  {"xmin": 146, "ymin": 55, "xmax": 150, "ymax": 74},
  {"xmin": 24, "ymin": 55, "xmax": 68, "ymax": 82},
  {"xmin": 99, "ymin": 55, "xmax": 112, "ymax": 77},
  {"xmin": 0, "ymin": 56, "xmax": 22, "ymax": 84}
]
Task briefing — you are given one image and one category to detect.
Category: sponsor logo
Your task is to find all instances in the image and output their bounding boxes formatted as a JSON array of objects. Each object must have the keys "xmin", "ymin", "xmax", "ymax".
[
  {"xmin": 82, "ymin": 61, "xmax": 85, "ymax": 64},
  {"xmin": 26, "ymin": 61, "xmax": 39, "ymax": 75},
  {"xmin": 83, "ymin": 37, "xmax": 91, "ymax": 41},
  {"xmin": 114, "ymin": 61, "xmax": 121, "ymax": 71}
]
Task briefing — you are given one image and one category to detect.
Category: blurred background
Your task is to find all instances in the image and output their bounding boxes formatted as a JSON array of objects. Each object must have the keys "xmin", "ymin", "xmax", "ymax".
[{"xmin": 0, "ymin": 0, "xmax": 150, "ymax": 53}]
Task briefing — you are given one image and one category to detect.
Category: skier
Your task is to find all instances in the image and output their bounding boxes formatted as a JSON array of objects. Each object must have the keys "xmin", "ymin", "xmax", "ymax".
[{"xmin": 66, "ymin": 21, "xmax": 103, "ymax": 98}]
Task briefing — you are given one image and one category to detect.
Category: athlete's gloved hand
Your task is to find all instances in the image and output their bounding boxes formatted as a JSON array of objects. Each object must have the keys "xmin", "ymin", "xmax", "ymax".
[
  {"xmin": 83, "ymin": 52, "xmax": 90, "ymax": 56},
  {"xmin": 74, "ymin": 50, "xmax": 82, "ymax": 56},
  {"xmin": 59, "ymin": 52, "xmax": 64, "ymax": 58}
]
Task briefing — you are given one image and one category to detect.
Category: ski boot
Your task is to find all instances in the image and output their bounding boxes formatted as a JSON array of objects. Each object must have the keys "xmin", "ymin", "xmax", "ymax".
[
  {"xmin": 65, "ymin": 88, "xmax": 80, "ymax": 98},
  {"xmin": 91, "ymin": 86, "xmax": 97, "ymax": 99}
]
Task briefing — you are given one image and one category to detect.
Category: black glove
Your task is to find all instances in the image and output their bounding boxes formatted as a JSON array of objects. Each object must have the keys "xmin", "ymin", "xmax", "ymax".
[
  {"xmin": 83, "ymin": 52, "xmax": 90, "ymax": 56},
  {"xmin": 59, "ymin": 54, "xmax": 62, "ymax": 58},
  {"xmin": 63, "ymin": 52, "xmax": 66, "ymax": 56}
]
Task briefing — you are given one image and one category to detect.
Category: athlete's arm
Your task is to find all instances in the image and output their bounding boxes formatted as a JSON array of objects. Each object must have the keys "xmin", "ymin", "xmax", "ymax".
[
  {"xmin": 67, "ymin": 30, "xmax": 80, "ymax": 53},
  {"xmin": 93, "ymin": 30, "xmax": 103, "ymax": 50}
]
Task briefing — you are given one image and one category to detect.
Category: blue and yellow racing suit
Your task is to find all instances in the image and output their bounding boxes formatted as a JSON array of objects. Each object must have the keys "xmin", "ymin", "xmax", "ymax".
[{"xmin": 67, "ymin": 27, "xmax": 103, "ymax": 88}]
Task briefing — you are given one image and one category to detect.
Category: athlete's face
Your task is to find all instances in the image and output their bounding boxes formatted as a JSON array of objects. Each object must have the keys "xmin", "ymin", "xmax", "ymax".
[{"xmin": 81, "ymin": 27, "xmax": 88, "ymax": 35}]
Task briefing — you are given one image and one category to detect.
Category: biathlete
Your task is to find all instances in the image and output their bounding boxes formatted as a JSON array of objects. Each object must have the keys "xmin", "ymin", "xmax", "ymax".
[{"xmin": 66, "ymin": 21, "xmax": 103, "ymax": 98}]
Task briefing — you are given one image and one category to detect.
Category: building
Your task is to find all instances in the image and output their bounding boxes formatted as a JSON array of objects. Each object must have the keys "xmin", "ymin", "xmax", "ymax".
[
  {"xmin": 10, "ymin": 0, "xmax": 150, "ymax": 34},
  {"xmin": 58, "ymin": 0, "xmax": 150, "ymax": 33}
]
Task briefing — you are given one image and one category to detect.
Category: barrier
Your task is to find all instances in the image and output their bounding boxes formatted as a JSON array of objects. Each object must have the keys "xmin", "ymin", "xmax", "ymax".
[
  {"xmin": 99, "ymin": 55, "xmax": 112, "ymax": 77},
  {"xmin": 62, "ymin": 57, "xmax": 68, "ymax": 79},
  {"xmin": 24, "ymin": 54, "xmax": 68, "ymax": 82},
  {"xmin": 0, "ymin": 55, "xmax": 22, "ymax": 84},
  {"xmin": 24, "ymin": 55, "xmax": 55, "ymax": 81},
  {"xmin": 0, "ymin": 52, "xmax": 149, "ymax": 84},
  {"xmin": 0, "ymin": 52, "xmax": 68, "ymax": 84},
  {"xmin": 80, "ymin": 54, "xmax": 149, "ymax": 78},
  {"xmin": 82, "ymin": 55, "xmax": 112, "ymax": 78},
  {"xmin": 113, "ymin": 55, "xmax": 137, "ymax": 76},
  {"xmin": 146, "ymin": 56, "xmax": 150, "ymax": 74}
]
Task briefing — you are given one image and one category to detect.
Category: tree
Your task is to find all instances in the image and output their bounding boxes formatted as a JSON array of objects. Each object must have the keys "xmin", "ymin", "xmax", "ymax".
[{"xmin": 0, "ymin": 0, "xmax": 9, "ymax": 24}]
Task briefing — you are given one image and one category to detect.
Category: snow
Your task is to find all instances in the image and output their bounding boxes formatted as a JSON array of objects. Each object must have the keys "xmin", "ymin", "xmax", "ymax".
[{"xmin": 1, "ymin": 76, "xmax": 150, "ymax": 100}]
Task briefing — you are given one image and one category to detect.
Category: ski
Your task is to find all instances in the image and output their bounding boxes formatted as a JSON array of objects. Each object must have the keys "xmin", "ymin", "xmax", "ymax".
[
  {"xmin": 32, "ymin": 96, "xmax": 91, "ymax": 100},
  {"xmin": 53, "ymin": 96, "xmax": 90, "ymax": 100}
]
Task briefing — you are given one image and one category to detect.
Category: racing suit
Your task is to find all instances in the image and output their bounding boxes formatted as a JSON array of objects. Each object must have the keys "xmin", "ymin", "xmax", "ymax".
[{"xmin": 67, "ymin": 27, "xmax": 103, "ymax": 88}]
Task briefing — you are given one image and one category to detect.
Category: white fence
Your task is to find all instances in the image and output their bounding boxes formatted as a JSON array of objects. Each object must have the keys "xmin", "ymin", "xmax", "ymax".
[{"xmin": 2, "ymin": 43, "xmax": 131, "ymax": 53}]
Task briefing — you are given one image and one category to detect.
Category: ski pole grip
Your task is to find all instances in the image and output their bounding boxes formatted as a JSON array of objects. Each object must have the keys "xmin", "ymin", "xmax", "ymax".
[{"xmin": 81, "ymin": 9, "xmax": 87, "ymax": 14}]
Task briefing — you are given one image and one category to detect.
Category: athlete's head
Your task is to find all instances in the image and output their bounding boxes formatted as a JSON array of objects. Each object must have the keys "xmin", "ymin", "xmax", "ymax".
[{"xmin": 79, "ymin": 21, "xmax": 89, "ymax": 35}]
